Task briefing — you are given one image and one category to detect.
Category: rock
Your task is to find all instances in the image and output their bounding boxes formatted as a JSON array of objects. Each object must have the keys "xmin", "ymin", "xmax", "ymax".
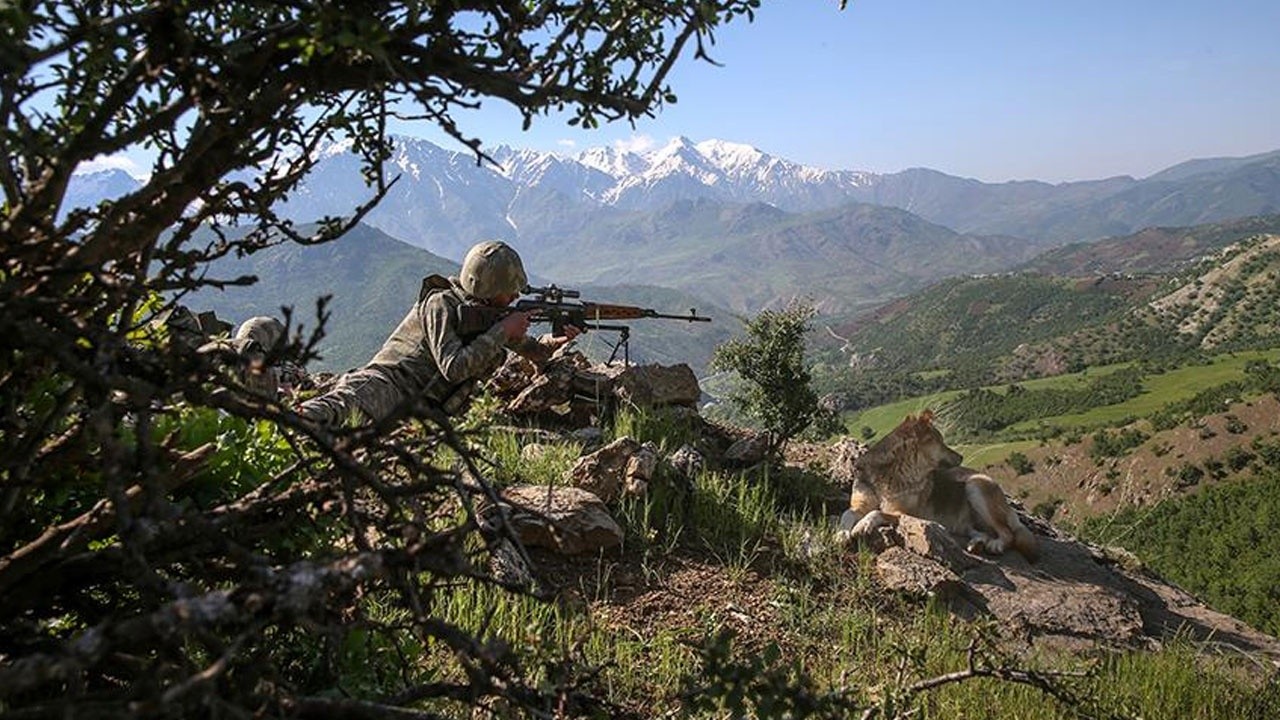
[
  {"xmin": 724, "ymin": 433, "xmax": 770, "ymax": 466},
  {"xmin": 895, "ymin": 515, "xmax": 979, "ymax": 573},
  {"xmin": 494, "ymin": 485, "xmax": 622, "ymax": 555},
  {"xmin": 667, "ymin": 444, "xmax": 705, "ymax": 480},
  {"xmin": 876, "ymin": 547, "xmax": 968, "ymax": 599},
  {"xmin": 505, "ymin": 353, "xmax": 591, "ymax": 418},
  {"xmin": 564, "ymin": 436, "xmax": 658, "ymax": 503},
  {"xmin": 568, "ymin": 426, "xmax": 605, "ymax": 448},
  {"xmin": 624, "ymin": 442, "xmax": 659, "ymax": 496},
  {"xmin": 487, "ymin": 538, "xmax": 534, "ymax": 588},
  {"xmin": 574, "ymin": 362, "xmax": 702, "ymax": 408},
  {"xmin": 489, "ymin": 351, "xmax": 700, "ymax": 427},
  {"xmin": 864, "ymin": 519, "xmax": 1280, "ymax": 659}
]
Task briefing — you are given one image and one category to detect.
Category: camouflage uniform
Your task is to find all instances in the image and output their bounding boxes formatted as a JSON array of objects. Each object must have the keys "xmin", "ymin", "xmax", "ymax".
[{"xmin": 297, "ymin": 275, "xmax": 512, "ymax": 427}]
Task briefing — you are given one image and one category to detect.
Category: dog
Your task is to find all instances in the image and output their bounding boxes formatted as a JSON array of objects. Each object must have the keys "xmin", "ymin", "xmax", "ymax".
[{"xmin": 841, "ymin": 410, "xmax": 1039, "ymax": 562}]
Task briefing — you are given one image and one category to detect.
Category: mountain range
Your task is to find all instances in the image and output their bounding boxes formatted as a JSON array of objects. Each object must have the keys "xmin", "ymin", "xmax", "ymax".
[
  {"xmin": 273, "ymin": 137, "xmax": 1280, "ymax": 276},
  {"xmin": 73, "ymin": 136, "xmax": 1280, "ymax": 371}
]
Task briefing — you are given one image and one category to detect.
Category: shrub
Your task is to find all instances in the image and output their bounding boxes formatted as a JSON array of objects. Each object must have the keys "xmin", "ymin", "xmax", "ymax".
[
  {"xmin": 1006, "ymin": 451, "xmax": 1035, "ymax": 476},
  {"xmin": 711, "ymin": 301, "xmax": 823, "ymax": 458}
]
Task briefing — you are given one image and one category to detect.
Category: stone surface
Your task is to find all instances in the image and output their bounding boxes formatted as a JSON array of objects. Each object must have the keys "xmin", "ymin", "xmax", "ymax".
[
  {"xmin": 565, "ymin": 436, "xmax": 658, "ymax": 503},
  {"xmin": 723, "ymin": 433, "xmax": 770, "ymax": 466},
  {"xmin": 895, "ymin": 515, "xmax": 979, "ymax": 574},
  {"xmin": 574, "ymin": 362, "xmax": 702, "ymax": 408},
  {"xmin": 667, "ymin": 444, "xmax": 706, "ymax": 480},
  {"xmin": 488, "ymin": 351, "xmax": 701, "ymax": 426},
  {"xmin": 876, "ymin": 546, "xmax": 968, "ymax": 599},
  {"xmin": 496, "ymin": 485, "xmax": 622, "ymax": 555},
  {"xmin": 866, "ymin": 519, "xmax": 1280, "ymax": 659}
]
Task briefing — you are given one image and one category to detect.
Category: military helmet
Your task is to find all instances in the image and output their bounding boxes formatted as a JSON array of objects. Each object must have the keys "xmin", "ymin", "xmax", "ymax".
[
  {"xmin": 459, "ymin": 241, "xmax": 527, "ymax": 299},
  {"xmin": 234, "ymin": 316, "xmax": 285, "ymax": 354}
]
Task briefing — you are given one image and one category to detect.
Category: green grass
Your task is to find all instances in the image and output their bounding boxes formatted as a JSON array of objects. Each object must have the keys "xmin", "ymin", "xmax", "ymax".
[
  {"xmin": 1005, "ymin": 349, "xmax": 1280, "ymax": 434},
  {"xmin": 390, "ymin": 405, "xmax": 1280, "ymax": 717},
  {"xmin": 956, "ymin": 438, "xmax": 1044, "ymax": 469},
  {"xmin": 846, "ymin": 349, "xmax": 1280, "ymax": 442}
]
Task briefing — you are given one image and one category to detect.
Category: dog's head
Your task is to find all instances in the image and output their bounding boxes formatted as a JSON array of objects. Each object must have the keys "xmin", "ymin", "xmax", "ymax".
[{"xmin": 855, "ymin": 410, "xmax": 961, "ymax": 490}]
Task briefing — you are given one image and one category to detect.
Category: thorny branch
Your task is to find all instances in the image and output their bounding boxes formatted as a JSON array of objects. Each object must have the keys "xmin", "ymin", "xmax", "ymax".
[{"xmin": 2, "ymin": 1, "xmax": 763, "ymax": 716}]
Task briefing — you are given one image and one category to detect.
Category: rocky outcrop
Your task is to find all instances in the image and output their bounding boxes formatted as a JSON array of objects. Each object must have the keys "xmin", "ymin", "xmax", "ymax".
[
  {"xmin": 857, "ymin": 516, "xmax": 1280, "ymax": 660},
  {"xmin": 564, "ymin": 436, "xmax": 658, "ymax": 503},
  {"xmin": 487, "ymin": 350, "xmax": 702, "ymax": 425},
  {"xmin": 494, "ymin": 485, "xmax": 623, "ymax": 555},
  {"xmin": 723, "ymin": 432, "xmax": 770, "ymax": 466}
]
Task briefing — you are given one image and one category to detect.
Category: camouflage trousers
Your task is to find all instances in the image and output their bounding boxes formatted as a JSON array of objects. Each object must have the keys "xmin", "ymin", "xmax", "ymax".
[
  {"xmin": 297, "ymin": 367, "xmax": 472, "ymax": 429},
  {"xmin": 297, "ymin": 367, "xmax": 407, "ymax": 429}
]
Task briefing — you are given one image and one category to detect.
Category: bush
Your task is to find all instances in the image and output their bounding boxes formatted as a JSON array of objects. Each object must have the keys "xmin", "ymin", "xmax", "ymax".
[
  {"xmin": 711, "ymin": 301, "xmax": 824, "ymax": 457},
  {"xmin": 1088, "ymin": 427, "xmax": 1149, "ymax": 464},
  {"xmin": 1007, "ymin": 451, "xmax": 1035, "ymax": 476}
]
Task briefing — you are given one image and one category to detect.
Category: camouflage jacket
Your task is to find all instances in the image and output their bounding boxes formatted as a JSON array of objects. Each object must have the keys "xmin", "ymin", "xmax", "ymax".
[{"xmin": 368, "ymin": 275, "xmax": 510, "ymax": 411}]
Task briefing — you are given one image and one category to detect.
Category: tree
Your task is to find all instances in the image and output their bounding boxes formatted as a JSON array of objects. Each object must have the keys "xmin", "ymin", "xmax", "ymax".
[
  {"xmin": 711, "ymin": 301, "xmax": 823, "ymax": 457},
  {"xmin": 0, "ymin": 2, "xmax": 765, "ymax": 717}
]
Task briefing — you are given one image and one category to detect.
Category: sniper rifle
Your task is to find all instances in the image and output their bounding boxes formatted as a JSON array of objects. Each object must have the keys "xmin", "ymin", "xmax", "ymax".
[{"xmin": 457, "ymin": 284, "xmax": 712, "ymax": 364}]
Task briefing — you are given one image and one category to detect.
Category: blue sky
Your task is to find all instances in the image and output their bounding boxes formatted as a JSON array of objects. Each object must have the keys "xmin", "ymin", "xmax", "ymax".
[
  {"xmin": 405, "ymin": 0, "xmax": 1280, "ymax": 183},
  {"xmin": 84, "ymin": 1, "xmax": 1280, "ymax": 184}
]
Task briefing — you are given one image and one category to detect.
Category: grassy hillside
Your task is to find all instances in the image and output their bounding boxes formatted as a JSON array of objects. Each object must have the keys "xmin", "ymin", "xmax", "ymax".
[
  {"xmin": 452, "ymin": 407, "xmax": 1280, "ymax": 718},
  {"xmin": 1079, "ymin": 470, "xmax": 1280, "ymax": 637},
  {"xmin": 813, "ymin": 220, "xmax": 1280, "ymax": 413}
]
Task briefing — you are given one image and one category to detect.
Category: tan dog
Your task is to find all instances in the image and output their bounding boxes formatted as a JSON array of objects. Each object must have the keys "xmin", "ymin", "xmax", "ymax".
[{"xmin": 842, "ymin": 411, "xmax": 1039, "ymax": 561}]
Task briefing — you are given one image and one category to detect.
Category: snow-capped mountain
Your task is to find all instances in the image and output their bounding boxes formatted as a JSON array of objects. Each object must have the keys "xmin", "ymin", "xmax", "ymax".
[
  {"xmin": 489, "ymin": 135, "xmax": 872, "ymax": 211},
  {"xmin": 268, "ymin": 134, "xmax": 892, "ymax": 260},
  {"xmin": 591, "ymin": 137, "xmax": 875, "ymax": 210},
  {"xmin": 63, "ymin": 134, "xmax": 1280, "ymax": 289}
]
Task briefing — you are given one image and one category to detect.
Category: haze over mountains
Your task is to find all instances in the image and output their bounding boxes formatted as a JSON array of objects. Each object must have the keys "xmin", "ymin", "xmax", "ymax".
[
  {"xmin": 81, "ymin": 135, "xmax": 1280, "ymax": 276},
  {"xmin": 73, "ymin": 136, "xmax": 1280, "ymax": 367}
]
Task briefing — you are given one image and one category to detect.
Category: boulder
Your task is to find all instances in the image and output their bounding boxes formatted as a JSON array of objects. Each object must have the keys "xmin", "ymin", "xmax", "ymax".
[
  {"xmin": 876, "ymin": 546, "xmax": 968, "ymax": 599},
  {"xmin": 564, "ymin": 436, "xmax": 658, "ymax": 503},
  {"xmin": 723, "ymin": 433, "xmax": 770, "ymax": 466},
  {"xmin": 489, "ymin": 351, "xmax": 700, "ymax": 426},
  {"xmin": 864, "ymin": 517, "xmax": 1280, "ymax": 658},
  {"xmin": 667, "ymin": 444, "xmax": 706, "ymax": 481},
  {"xmin": 895, "ymin": 515, "xmax": 979, "ymax": 574},
  {"xmin": 495, "ymin": 485, "xmax": 622, "ymax": 555},
  {"xmin": 574, "ymin": 362, "xmax": 701, "ymax": 408}
]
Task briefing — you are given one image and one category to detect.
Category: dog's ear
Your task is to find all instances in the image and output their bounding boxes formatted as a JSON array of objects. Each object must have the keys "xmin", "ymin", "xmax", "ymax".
[{"xmin": 919, "ymin": 409, "xmax": 934, "ymax": 426}]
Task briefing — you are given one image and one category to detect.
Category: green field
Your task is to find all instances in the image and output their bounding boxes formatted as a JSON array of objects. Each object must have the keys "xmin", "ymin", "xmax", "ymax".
[
  {"xmin": 845, "ymin": 349, "xmax": 1280, "ymax": 446},
  {"xmin": 1004, "ymin": 349, "xmax": 1280, "ymax": 433}
]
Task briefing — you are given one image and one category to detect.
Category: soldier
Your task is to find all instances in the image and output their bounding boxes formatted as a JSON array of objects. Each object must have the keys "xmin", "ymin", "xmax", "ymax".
[{"xmin": 297, "ymin": 240, "xmax": 578, "ymax": 428}]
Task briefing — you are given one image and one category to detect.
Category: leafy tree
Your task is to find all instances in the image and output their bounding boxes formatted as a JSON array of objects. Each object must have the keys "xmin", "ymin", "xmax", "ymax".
[
  {"xmin": 0, "ymin": 1, "xmax": 766, "ymax": 717},
  {"xmin": 711, "ymin": 301, "xmax": 823, "ymax": 457}
]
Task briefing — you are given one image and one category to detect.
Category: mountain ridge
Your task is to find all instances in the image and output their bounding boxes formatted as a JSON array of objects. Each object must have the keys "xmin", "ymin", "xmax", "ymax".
[{"xmin": 71, "ymin": 137, "xmax": 1280, "ymax": 279}]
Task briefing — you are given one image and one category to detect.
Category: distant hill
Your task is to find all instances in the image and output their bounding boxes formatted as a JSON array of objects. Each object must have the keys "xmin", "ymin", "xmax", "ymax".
[
  {"xmin": 191, "ymin": 223, "xmax": 732, "ymax": 373},
  {"xmin": 70, "ymin": 137, "xmax": 1280, "ymax": 320},
  {"xmin": 528, "ymin": 198, "xmax": 1039, "ymax": 315},
  {"xmin": 193, "ymin": 223, "xmax": 460, "ymax": 371},
  {"xmin": 1020, "ymin": 214, "xmax": 1280, "ymax": 276},
  {"xmin": 826, "ymin": 273, "xmax": 1154, "ymax": 380},
  {"xmin": 822, "ymin": 218, "xmax": 1280, "ymax": 389}
]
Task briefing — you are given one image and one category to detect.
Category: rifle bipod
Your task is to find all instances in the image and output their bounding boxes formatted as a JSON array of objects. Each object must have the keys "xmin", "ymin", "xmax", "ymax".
[{"xmin": 591, "ymin": 323, "xmax": 630, "ymax": 365}]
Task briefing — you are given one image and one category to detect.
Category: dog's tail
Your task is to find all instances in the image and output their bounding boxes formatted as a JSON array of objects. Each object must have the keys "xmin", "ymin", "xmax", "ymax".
[{"xmin": 1007, "ymin": 513, "xmax": 1040, "ymax": 563}]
